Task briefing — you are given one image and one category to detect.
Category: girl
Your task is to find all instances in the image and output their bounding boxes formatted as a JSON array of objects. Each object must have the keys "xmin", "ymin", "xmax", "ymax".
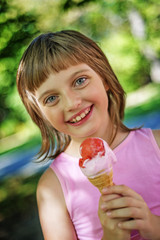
[{"xmin": 17, "ymin": 30, "xmax": 160, "ymax": 240}]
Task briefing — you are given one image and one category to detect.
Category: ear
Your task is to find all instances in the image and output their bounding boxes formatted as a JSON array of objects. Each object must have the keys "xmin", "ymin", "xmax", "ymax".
[{"xmin": 104, "ymin": 82, "xmax": 109, "ymax": 91}]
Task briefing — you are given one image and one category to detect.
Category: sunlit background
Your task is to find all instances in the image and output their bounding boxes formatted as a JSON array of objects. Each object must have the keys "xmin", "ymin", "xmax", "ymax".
[{"xmin": 0, "ymin": 0, "xmax": 160, "ymax": 239}]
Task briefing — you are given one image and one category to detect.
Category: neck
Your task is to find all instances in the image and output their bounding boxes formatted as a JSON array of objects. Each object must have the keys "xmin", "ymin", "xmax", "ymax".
[
  {"xmin": 64, "ymin": 139, "xmax": 82, "ymax": 158},
  {"xmin": 65, "ymin": 122, "xmax": 115, "ymax": 157}
]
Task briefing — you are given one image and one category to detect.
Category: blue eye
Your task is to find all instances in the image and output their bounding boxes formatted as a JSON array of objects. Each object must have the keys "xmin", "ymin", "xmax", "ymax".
[
  {"xmin": 75, "ymin": 77, "xmax": 86, "ymax": 86},
  {"xmin": 45, "ymin": 95, "xmax": 57, "ymax": 104}
]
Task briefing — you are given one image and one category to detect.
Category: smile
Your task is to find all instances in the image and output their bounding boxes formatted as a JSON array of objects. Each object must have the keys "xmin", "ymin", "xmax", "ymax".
[{"xmin": 68, "ymin": 105, "xmax": 93, "ymax": 124}]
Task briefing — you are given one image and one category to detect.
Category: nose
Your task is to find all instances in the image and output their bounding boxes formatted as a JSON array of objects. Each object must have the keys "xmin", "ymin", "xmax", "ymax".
[{"xmin": 63, "ymin": 91, "xmax": 82, "ymax": 111}]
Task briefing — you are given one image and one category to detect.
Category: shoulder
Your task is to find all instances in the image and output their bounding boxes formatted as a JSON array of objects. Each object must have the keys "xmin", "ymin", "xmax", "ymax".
[
  {"xmin": 36, "ymin": 167, "xmax": 66, "ymax": 218},
  {"xmin": 152, "ymin": 129, "xmax": 160, "ymax": 148},
  {"xmin": 36, "ymin": 167, "xmax": 62, "ymax": 202}
]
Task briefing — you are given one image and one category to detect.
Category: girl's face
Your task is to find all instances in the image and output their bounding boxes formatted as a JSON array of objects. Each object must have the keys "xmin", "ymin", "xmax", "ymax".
[{"xmin": 35, "ymin": 63, "xmax": 111, "ymax": 141}]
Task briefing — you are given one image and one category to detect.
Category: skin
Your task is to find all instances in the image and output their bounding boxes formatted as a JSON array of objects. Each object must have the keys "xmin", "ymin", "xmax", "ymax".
[
  {"xmin": 37, "ymin": 168, "xmax": 77, "ymax": 240},
  {"xmin": 35, "ymin": 63, "xmax": 160, "ymax": 240},
  {"xmin": 35, "ymin": 64, "xmax": 112, "ymax": 146}
]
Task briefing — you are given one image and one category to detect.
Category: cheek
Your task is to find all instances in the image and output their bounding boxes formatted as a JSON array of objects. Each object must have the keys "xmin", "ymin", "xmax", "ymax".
[
  {"xmin": 39, "ymin": 107, "xmax": 55, "ymax": 122},
  {"xmin": 42, "ymin": 108, "xmax": 64, "ymax": 128},
  {"xmin": 89, "ymin": 84, "xmax": 105, "ymax": 97},
  {"xmin": 92, "ymin": 86, "xmax": 108, "ymax": 104},
  {"xmin": 96, "ymin": 91, "xmax": 109, "ymax": 112}
]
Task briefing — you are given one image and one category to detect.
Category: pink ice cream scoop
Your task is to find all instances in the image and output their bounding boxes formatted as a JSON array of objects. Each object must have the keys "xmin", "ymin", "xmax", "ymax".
[{"xmin": 79, "ymin": 137, "xmax": 117, "ymax": 192}]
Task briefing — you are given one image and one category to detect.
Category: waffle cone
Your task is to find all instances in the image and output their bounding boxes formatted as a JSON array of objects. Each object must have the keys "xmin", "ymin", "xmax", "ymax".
[{"xmin": 88, "ymin": 170, "xmax": 113, "ymax": 193}]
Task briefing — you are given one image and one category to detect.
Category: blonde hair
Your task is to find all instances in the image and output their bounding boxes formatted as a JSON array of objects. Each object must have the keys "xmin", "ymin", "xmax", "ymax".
[{"xmin": 17, "ymin": 30, "xmax": 131, "ymax": 161}]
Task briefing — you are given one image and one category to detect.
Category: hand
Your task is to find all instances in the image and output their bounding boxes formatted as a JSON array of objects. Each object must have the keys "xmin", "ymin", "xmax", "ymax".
[
  {"xmin": 101, "ymin": 185, "xmax": 160, "ymax": 240},
  {"xmin": 98, "ymin": 192, "xmax": 131, "ymax": 240}
]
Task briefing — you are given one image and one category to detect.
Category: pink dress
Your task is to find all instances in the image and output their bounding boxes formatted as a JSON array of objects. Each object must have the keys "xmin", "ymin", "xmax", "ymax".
[{"xmin": 50, "ymin": 128, "xmax": 160, "ymax": 240}]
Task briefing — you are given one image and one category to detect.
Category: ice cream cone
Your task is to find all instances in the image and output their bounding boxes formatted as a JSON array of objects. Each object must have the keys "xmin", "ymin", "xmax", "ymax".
[
  {"xmin": 79, "ymin": 137, "xmax": 117, "ymax": 192},
  {"xmin": 88, "ymin": 169, "xmax": 113, "ymax": 193}
]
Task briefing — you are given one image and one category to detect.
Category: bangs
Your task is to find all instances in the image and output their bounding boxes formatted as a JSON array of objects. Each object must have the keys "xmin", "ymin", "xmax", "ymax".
[
  {"xmin": 19, "ymin": 49, "xmax": 82, "ymax": 94},
  {"xmin": 18, "ymin": 32, "xmax": 97, "ymax": 94}
]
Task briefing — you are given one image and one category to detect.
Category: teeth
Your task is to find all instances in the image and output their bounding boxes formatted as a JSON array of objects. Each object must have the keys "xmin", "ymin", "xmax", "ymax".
[
  {"xmin": 80, "ymin": 113, "xmax": 85, "ymax": 118},
  {"xmin": 70, "ymin": 108, "xmax": 90, "ymax": 123},
  {"xmin": 76, "ymin": 116, "xmax": 81, "ymax": 121},
  {"xmin": 85, "ymin": 109, "xmax": 89, "ymax": 114}
]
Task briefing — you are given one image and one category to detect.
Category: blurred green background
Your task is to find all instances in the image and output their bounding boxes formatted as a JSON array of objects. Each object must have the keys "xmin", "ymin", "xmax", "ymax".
[{"xmin": 0, "ymin": 0, "xmax": 160, "ymax": 239}]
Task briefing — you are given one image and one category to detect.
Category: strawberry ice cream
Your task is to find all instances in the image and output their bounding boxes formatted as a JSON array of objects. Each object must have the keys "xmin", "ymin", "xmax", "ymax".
[{"xmin": 79, "ymin": 137, "xmax": 117, "ymax": 192}]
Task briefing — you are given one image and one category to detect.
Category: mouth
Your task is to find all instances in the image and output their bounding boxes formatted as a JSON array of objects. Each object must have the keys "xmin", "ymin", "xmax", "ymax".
[{"xmin": 67, "ymin": 105, "xmax": 93, "ymax": 125}]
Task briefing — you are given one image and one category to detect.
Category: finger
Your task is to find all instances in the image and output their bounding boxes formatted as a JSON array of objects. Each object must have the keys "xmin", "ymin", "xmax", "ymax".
[
  {"xmin": 107, "ymin": 207, "xmax": 143, "ymax": 219},
  {"xmin": 102, "ymin": 185, "xmax": 143, "ymax": 201},
  {"xmin": 102, "ymin": 196, "xmax": 143, "ymax": 211},
  {"xmin": 100, "ymin": 194, "xmax": 122, "ymax": 211},
  {"xmin": 118, "ymin": 219, "xmax": 144, "ymax": 231},
  {"xmin": 102, "ymin": 193, "xmax": 121, "ymax": 202}
]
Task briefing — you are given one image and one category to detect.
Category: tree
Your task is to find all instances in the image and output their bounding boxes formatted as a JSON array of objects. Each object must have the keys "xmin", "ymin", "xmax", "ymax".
[{"xmin": 0, "ymin": 0, "xmax": 38, "ymax": 138}]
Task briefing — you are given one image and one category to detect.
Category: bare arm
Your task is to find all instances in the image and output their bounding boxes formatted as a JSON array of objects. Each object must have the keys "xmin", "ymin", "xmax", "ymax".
[{"xmin": 36, "ymin": 168, "xmax": 77, "ymax": 240}]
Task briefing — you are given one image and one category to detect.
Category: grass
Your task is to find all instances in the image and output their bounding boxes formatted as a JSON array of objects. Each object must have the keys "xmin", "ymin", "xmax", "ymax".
[
  {"xmin": 125, "ymin": 91, "xmax": 160, "ymax": 120},
  {"xmin": 0, "ymin": 133, "xmax": 41, "ymax": 156},
  {"xmin": 125, "ymin": 98, "xmax": 160, "ymax": 126}
]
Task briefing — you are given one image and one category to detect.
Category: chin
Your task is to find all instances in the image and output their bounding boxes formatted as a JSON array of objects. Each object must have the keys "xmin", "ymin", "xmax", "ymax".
[{"xmin": 79, "ymin": 128, "xmax": 101, "ymax": 139}]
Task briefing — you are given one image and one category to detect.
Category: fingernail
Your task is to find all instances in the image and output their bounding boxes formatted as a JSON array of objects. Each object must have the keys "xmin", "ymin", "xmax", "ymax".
[
  {"xmin": 107, "ymin": 211, "xmax": 111, "ymax": 216},
  {"xmin": 118, "ymin": 223, "xmax": 122, "ymax": 227},
  {"xmin": 102, "ymin": 187, "xmax": 108, "ymax": 193},
  {"xmin": 101, "ymin": 204, "xmax": 106, "ymax": 209}
]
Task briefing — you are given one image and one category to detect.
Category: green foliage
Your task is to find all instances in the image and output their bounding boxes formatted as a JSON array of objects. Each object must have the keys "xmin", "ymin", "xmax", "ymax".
[
  {"xmin": 0, "ymin": 174, "xmax": 42, "ymax": 239},
  {"xmin": 0, "ymin": 175, "xmax": 38, "ymax": 204},
  {"xmin": 0, "ymin": 0, "xmax": 39, "ymax": 138},
  {"xmin": 101, "ymin": 32, "xmax": 151, "ymax": 92}
]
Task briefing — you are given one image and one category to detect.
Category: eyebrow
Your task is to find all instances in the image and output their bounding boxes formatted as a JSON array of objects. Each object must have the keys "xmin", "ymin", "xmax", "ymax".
[
  {"xmin": 37, "ymin": 68, "xmax": 90, "ymax": 102},
  {"xmin": 68, "ymin": 68, "xmax": 90, "ymax": 81}
]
